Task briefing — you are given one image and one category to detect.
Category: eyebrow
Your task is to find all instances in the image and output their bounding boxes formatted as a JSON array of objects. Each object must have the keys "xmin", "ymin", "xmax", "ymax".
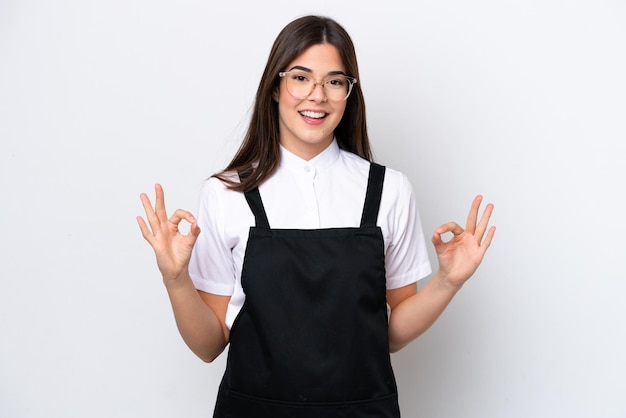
[{"xmin": 287, "ymin": 65, "xmax": 347, "ymax": 76}]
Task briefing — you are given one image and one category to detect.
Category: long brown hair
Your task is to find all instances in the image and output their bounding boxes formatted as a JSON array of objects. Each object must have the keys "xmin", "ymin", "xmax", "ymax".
[{"xmin": 214, "ymin": 15, "xmax": 371, "ymax": 192}]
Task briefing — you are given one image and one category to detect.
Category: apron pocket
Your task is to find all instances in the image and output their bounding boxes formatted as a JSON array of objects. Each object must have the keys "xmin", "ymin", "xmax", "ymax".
[{"xmin": 222, "ymin": 389, "xmax": 400, "ymax": 418}]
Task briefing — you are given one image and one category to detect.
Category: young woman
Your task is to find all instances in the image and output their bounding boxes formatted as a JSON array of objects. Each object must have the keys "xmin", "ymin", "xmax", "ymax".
[{"xmin": 137, "ymin": 15, "xmax": 495, "ymax": 418}]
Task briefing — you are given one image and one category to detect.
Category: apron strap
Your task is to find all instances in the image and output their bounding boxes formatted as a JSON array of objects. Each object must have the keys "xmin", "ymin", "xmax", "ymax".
[
  {"xmin": 360, "ymin": 163, "xmax": 386, "ymax": 227},
  {"xmin": 240, "ymin": 172, "xmax": 271, "ymax": 229},
  {"xmin": 243, "ymin": 187, "xmax": 270, "ymax": 229}
]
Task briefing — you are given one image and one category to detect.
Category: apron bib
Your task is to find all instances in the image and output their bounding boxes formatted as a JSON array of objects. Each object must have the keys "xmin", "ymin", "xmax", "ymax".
[{"xmin": 214, "ymin": 163, "xmax": 400, "ymax": 417}]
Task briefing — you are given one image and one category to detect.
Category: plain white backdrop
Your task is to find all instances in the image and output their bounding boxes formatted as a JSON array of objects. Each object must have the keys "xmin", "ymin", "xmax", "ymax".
[{"xmin": 1, "ymin": 1, "xmax": 625, "ymax": 417}]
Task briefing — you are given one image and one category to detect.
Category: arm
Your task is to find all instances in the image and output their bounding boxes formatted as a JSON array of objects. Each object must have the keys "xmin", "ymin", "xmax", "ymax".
[
  {"xmin": 137, "ymin": 184, "xmax": 229, "ymax": 362},
  {"xmin": 163, "ymin": 275, "xmax": 230, "ymax": 362},
  {"xmin": 387, "ymin": 195, "xmax": 496, "ymax": 353}
]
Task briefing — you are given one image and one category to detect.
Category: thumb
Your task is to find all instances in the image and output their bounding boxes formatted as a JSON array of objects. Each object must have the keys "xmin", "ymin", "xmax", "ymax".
[{"xmin": 190, "ymin": 222, "xmax": 201, "ymax": 238}]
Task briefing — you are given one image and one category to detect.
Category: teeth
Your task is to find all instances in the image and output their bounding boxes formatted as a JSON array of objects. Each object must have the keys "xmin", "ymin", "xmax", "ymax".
[{"xmin": 300, "ymin": 111, "xmax": 326, "ymax": 119}]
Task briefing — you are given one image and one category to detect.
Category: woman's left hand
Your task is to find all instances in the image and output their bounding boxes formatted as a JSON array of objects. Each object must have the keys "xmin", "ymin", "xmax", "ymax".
[{"xmin": 432, "ymin": 195, "xmax": 496, "ymax": 288}]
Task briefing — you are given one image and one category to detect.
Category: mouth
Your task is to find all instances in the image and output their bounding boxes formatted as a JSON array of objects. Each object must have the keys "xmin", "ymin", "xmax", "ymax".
[{"xmin": 299, "ymin": 110, "xmax": 327, "ymax": 119}]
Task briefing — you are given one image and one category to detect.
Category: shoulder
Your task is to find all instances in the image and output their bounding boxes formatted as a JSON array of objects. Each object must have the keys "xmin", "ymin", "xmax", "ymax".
[
  {"xmin": 382, "ymin": 165, "xmax": 413, "ymax": 199},
  {"xmin": 196, "ymin": 174, "xmax": 248, "ymax": 215},
  {"xmin": 337, "ymin": 149, "xmax": 370, "ymax": 175},
  {"xmin": 338, "ymin": 150, "xmax": 413, "ymax": 199},
  {"xmin": 200, "ymin": 173, "xmax": 240, "ymax": 197}
]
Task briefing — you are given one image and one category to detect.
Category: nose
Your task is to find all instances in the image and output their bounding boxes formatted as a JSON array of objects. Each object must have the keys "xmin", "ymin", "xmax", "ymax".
[{"xmin": 308, "ymin": 81, "xmax": 327, "ymax": 102}]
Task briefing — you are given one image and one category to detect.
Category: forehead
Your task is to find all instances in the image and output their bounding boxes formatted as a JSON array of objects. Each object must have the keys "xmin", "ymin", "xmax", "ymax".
[{"xmin": 286, "ymin": 43, "xmax": 345, "ymax": 73}]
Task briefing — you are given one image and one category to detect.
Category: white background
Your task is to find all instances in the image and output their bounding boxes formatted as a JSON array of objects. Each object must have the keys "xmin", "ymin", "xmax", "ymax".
[{"xmin": 1, "ymin": 1, "xmax": 625, "ymax": 417}]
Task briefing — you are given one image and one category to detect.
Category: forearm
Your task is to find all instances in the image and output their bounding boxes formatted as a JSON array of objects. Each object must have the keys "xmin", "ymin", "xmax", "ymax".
[
  {"xmin": 388, "ymin": 270, "xmax": 462, "ymax": 352},
  {"xmin": 164, "ymin": 272, "xmax": 227, "ymax": 362}
]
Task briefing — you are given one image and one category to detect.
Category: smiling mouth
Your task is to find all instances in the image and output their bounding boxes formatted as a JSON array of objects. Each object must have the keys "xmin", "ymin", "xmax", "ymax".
[{"xmin": 299, "ymin": 110, "xmax": 327, "ymax": 119}]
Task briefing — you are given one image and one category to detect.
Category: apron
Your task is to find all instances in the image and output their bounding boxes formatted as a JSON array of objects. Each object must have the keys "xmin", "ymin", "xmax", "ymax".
[{"xmin": 213, "ymin": 162, "xmax": 400, "ymax": 417}]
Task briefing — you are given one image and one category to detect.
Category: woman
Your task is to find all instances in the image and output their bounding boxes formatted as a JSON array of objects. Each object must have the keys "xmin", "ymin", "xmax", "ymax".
[{"xmin": 137, "ymin": 15, "xmax": 495, "ymax": 417}]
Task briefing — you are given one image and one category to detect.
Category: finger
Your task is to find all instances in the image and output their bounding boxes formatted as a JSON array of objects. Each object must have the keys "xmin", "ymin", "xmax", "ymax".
[
  {"xmin": 190, "ymin": 222, "xmax": 201, "ymax": 237},
  {"xmin": 136, "ymin": 216, "xmax": 155, "ymax": 245},
  {"xmin": 139, "ymin": 192, "xmax": 162, "ymax": 234},
  {"xmin": 169, "ymin": 209, "xmax": 197, "ymax": 229},
  {"xmin": 481, "ymin": 225, "xmax": 496, "ymax": 250},
  {"xmin": 154, "ymin": 183, "xmax": 168, "ymax": 221},
  {"xmin": 139, "ymin": 192, "xmax": 155, "ymax": 217},
  {"xmin": 475, "ymin": 202, "xmax": 495, "ymax": 242},
  {"xmin": 437, "ymin": 222, "xmax": 464, "ymax": 236},
  {"xmin": 139, "ymin": 193, "xmax": 158, "ymax": 225},
  {"xmin": 432, "ymin": 222, "xmax": 464, "ymax": 245},
  {"xmin": 465, "ymin": 195, "xmax": 483, "ymax": 234},
  {"xmin": 185, "ymin": 222, "xmax": 202, "ymax": 247}
]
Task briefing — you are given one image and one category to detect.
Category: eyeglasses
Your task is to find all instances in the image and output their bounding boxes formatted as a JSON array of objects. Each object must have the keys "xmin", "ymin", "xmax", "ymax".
[{"xmin": 278, "ymin": 70, "xmax": 357, "ymax": 101}]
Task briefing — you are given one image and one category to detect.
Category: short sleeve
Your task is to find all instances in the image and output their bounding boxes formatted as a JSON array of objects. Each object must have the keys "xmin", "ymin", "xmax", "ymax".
[
  {"xmin": 188, "ymin": 178, "xmax": 237, "ymax": 296},
  {"xmin": 383, "ymin": 172, "xmax": 432, "ymax": 289}
]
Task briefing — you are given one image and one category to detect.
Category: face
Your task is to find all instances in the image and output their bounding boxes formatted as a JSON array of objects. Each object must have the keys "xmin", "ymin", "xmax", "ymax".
[{"xmin": 274, "ymin": 43, "xmax": 348, "ymax": 160}]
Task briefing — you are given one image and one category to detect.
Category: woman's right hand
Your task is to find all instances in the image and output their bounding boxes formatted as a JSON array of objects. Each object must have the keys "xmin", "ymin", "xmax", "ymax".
[{"xmin": 136, "ymin": 183, "xmax": 201, "ymax": 284}]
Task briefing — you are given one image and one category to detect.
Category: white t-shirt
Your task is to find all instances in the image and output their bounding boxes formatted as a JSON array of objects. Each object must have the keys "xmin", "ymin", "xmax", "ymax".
[{"xmin": 189, "ymin": 140, "xmax": 432, "ymax": 329}]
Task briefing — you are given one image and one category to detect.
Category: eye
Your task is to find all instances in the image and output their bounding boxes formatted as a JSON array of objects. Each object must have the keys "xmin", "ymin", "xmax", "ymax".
[
  {"xmin": 292, "ymin": 72, "xmax": 311, "ymax": 83},
  {"xmin": 326, "ymin": 77, "xmax": 346, "ymax": 88}
]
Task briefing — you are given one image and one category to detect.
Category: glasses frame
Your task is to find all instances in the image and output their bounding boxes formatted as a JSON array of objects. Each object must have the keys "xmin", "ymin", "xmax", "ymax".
[{"xmin": 278, "ymin": 70, "xmax": 358, "ymax": 101}]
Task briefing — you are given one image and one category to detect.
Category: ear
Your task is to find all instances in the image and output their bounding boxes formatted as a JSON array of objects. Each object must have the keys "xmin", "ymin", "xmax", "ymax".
[{"xmin": 272, "ymin": 85, "xmax": 279, "ymax": 102}]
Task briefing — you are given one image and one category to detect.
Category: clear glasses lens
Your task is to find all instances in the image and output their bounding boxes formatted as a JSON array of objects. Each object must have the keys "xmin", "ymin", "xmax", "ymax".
[{"xmin": 279, "ymin": 71, "xmax": 356, "ymax": 101}]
